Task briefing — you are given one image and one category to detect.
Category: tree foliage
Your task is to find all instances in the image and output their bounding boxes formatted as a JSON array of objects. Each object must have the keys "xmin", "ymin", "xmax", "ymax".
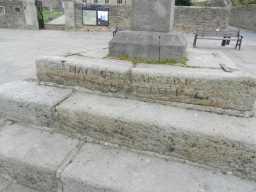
[{"xmin": 175, "ymin": 0, "xmax": 192, "ymax": 6}]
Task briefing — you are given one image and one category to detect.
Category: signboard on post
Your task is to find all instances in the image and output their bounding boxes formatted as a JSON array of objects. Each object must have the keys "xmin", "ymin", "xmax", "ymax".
[{"xmin": 82, "ymin": 4, "xmax": 109, "ymax": 26}]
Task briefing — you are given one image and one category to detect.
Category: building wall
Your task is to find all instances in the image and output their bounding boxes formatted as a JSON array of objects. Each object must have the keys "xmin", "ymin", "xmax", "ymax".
[
  {"xmin": 230, "ymin": 6, "xmax": 256, "ymax": 31},
  {"xmin": 0, "ymin": 0, "xmax": 38, "ymax": 29},
  {"xmin": 82, "ymin": 0, "xmax": 131, "ymax": 5}
]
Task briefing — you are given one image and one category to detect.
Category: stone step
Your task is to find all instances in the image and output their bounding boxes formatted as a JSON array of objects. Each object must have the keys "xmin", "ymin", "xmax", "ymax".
[
  {"xmin": 0, "ymin": 81, "xmax": 72, "ymax": 127},
  {"xmin": 0, "ymin": 177, "xmax": 40, "ymax": 192},
  {"xmin": 36, "ymin": 55, "xmax": 256, "ymax": 117},
  {"xmin": 0, "ymin": 81, "xmax": 256, "ymax": 181},
  {"xmin": 0, "ymin": 124, "xmax": 256, "ymax": 192},
  {"xmin": 0, "ymin": 124, "xmax": 80, "ymax": 192},
  {"xmin": 55, "ymin": 91, "xmax": 256, "ymax": 181}
]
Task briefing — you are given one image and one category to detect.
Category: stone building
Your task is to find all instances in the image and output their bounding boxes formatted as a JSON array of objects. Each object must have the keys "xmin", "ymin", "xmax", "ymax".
[
  {"xmin": 81, "ymin": 0, "xmax": 131, "ymax": 5},
  {"xmin": 0, "ymin": 0, "xmax": 38, "ymax": 29}
]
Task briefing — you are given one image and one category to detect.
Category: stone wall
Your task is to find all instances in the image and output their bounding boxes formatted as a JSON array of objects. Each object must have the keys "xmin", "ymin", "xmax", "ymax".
[
  {"xmin": 230, "ymin": 6, "xmax": 256, "ymax": 31},
  {"xmin": 66, "ymin": 2, "xmax": 131, "ymax": 30},
  {"xmin": 175, "ymin": 6, "xmax": 230, "ymax": 32},
  {"xmin": 42, "ymin": 0, "xmax": 63, "ymax": 10},
  {"xmin": 65, "ymin": 1, "xmax": 229, "ymax": 32},
  {"xmin": 0, "ymin": 0, "xmax": 38, "ymax": 29}
]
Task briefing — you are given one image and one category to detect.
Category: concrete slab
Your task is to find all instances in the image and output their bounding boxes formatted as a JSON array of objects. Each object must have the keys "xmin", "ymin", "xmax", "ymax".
[
  {"xmin": 0, "ymin": 81, "xmax": 72, "ymax": 127},
  {"xmin": 56, "ymin": 92, "xmax": 256, "ymax": 181},
  {"xmin": 3, "ymin": 183, "xmax": 39, "ymax": 192},
  {"xmin": 61, "ymin": 143, "xmax": 256, "ymax": 192},
  {"xmin": 0, "ymin": 124, "xmax": 79, "ymax": 192}
]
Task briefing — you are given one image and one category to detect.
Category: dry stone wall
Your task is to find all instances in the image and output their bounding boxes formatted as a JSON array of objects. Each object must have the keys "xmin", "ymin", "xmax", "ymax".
[
  {"xmin": 230, "ymin": 6, "xmax": 256, "ymax": 31},
  {"xmin": 65, "ymin": 1, "xmax": 229, "ymax": 32},
  {"xmin": 174, "ymin": 6, "xmax": 230, "ymax": 32}
]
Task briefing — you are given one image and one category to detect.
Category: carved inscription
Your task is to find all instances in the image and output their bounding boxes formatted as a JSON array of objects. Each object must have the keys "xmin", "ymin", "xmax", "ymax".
[
  {"xmin": 47, "ymin": 62, "xmax": 130, "ymax": 93},
  {"xmin": 132, "ymin": 73, "xmax": 211, "ymax": 105}
]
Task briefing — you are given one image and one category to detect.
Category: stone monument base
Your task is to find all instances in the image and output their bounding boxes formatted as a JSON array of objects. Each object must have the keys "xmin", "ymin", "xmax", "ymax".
[{"xmin": 109, "ymin": 31, "xmax": 187, "ymax": 61}]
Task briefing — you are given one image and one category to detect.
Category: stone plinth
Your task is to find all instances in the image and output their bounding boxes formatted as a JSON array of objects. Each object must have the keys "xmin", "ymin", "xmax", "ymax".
[
  {"xmin": 109, "ymin": 31, "xmax": 187, "ymax": 61},
  {"xmin": 109, "ymin": 0, "xmax": 187, "ymax": 61},
  {"xmin": 36, "ymin": 55, "xmax": 256, "ymax": 117}
]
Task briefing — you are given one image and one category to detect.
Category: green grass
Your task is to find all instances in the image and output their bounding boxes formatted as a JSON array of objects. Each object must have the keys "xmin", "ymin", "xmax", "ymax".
[
  {"xmin": 42, "ymin": 8, "xmax": 63, "ymax": 23},
  {"xmin": 111, "ymin": 55, "xmax": 188, "ymax": 66}
]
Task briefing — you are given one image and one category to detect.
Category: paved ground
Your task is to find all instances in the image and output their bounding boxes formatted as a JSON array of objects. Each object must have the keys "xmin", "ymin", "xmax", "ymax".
[
  {"xmin": 48, "ymin": 15, "xmax": 65, "ymax": 25},
  {"xmin": 0, "ymin": 28, "xmax": 255, "ymax": 85}
]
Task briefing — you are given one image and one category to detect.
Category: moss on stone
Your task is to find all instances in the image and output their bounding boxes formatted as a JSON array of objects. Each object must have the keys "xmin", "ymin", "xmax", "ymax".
[{"xmin": 109, "ymin": 55, "xmax": 188, "ymax": 66}]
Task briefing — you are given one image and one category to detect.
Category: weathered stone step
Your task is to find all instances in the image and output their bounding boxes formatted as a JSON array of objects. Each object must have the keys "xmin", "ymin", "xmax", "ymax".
[
  {"xmin": 55, "ymin": 91, "xmax": 256, "ymax": 181},
  {"xmin": 0, "ymin": 81, "xmax": 256, "ymax": 181},
  {"xmin": 0, "ymin": 81, "xmax": 72, "ymax": 127},
  {"xmin": 0, "ymin": 124, "xmax": 256, "ymax": 192},
  {"xmin": 36, "ymin": 55, "xmax": 256, "ymax": 117},
  {"xmin": 0, "ymin": 124, "xmax": 80, "ymax": 192},
  {"xmin": 0, "ymin": 176, "xmax": 40, "ymax": 192}
]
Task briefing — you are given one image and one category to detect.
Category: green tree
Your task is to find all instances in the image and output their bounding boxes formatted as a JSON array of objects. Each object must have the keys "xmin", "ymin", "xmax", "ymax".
[{"xmin": 175, "ymin": 0, "xmax": 192, "ymax": 6}]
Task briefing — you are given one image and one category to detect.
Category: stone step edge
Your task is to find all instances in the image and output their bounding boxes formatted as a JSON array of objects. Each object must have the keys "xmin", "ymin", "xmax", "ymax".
[
  {"xmin": 1, "ymin": 124, "xmax": 255, "ymax": 192},
  {"xmin": 0, "ymin": 81, "xmax": 256, "ymax": 182},
  {"xmin": 54, "ymin": 91, "xmax": 256, "ymax": 182},
  {"xmin": 36, "ymin": 56, "xmax": 256, "ymax": 117},
  {"xmin": 39, "ymin": 80, "xmax": 255, "ymax": 118}
]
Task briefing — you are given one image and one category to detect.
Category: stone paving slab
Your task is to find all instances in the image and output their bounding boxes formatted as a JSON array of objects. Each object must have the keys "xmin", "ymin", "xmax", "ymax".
[
  {"xmin": 61, "ymin": 143, "xmax": 256, "ymax": 192},
  {"xmin": 56, "ymin": 92, "xmax": 256, "ymax": 181},
  {"xmin": 0, "ymin": 124, "xmax": 79, "ymax": 192},
  {"xmin": 0, "ymin": 81, "xmax": 72, "ymax": 127}
]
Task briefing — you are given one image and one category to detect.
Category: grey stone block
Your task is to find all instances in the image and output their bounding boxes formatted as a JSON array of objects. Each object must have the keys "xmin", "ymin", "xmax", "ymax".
[
  {"xmin": 131, "ymin": 0, "xmax": 172, "ymax": 32},
  {"xmin": 0, "ymin": 124, "xmax": 79, "ymax": 192},
  {"xmin": 36, "ymin": 56, "xmax": 133, "ymax": 94},
  {"xmin": 56, "ymin": 92, "xmax": 256, "ymax": 181},
  {"xmin": 61, "ymin": 143, "xmax": 256, "ymax": 192},
  {"xmin": 0, "ymin": 81, "xmax": 72, "ymax": 127},
  {"xmin": 131, "ymin": 66, "xmax": 256, "ymax": 117},
  {"xmin": 109, "ymin": 31, "xmax": 187, "ymax": 61},
  {"xmin": 36, "ymin": 55, "xmax": 256, "ymax": 117}
]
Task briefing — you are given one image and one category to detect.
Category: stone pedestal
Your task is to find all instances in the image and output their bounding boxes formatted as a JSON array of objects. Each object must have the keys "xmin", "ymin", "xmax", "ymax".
[
  {"xmin": 109, "ymin": 0, "xmax": 187, "ymax": 61},
  {"xmin": 109, "ymin": 31, "xmax": 187, "ymax": 61}
]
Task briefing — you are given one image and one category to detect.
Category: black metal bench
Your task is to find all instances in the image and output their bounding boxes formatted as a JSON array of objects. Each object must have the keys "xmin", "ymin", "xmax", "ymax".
[{"xmin": 193, "ymin": 30, "xmax": 243, "ymax": 50}]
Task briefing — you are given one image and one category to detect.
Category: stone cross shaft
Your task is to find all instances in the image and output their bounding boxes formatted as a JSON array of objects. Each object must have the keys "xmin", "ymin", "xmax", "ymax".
[{"xmin": 131, "ymin": 0, "xmax": 172, "ymax": 33}]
